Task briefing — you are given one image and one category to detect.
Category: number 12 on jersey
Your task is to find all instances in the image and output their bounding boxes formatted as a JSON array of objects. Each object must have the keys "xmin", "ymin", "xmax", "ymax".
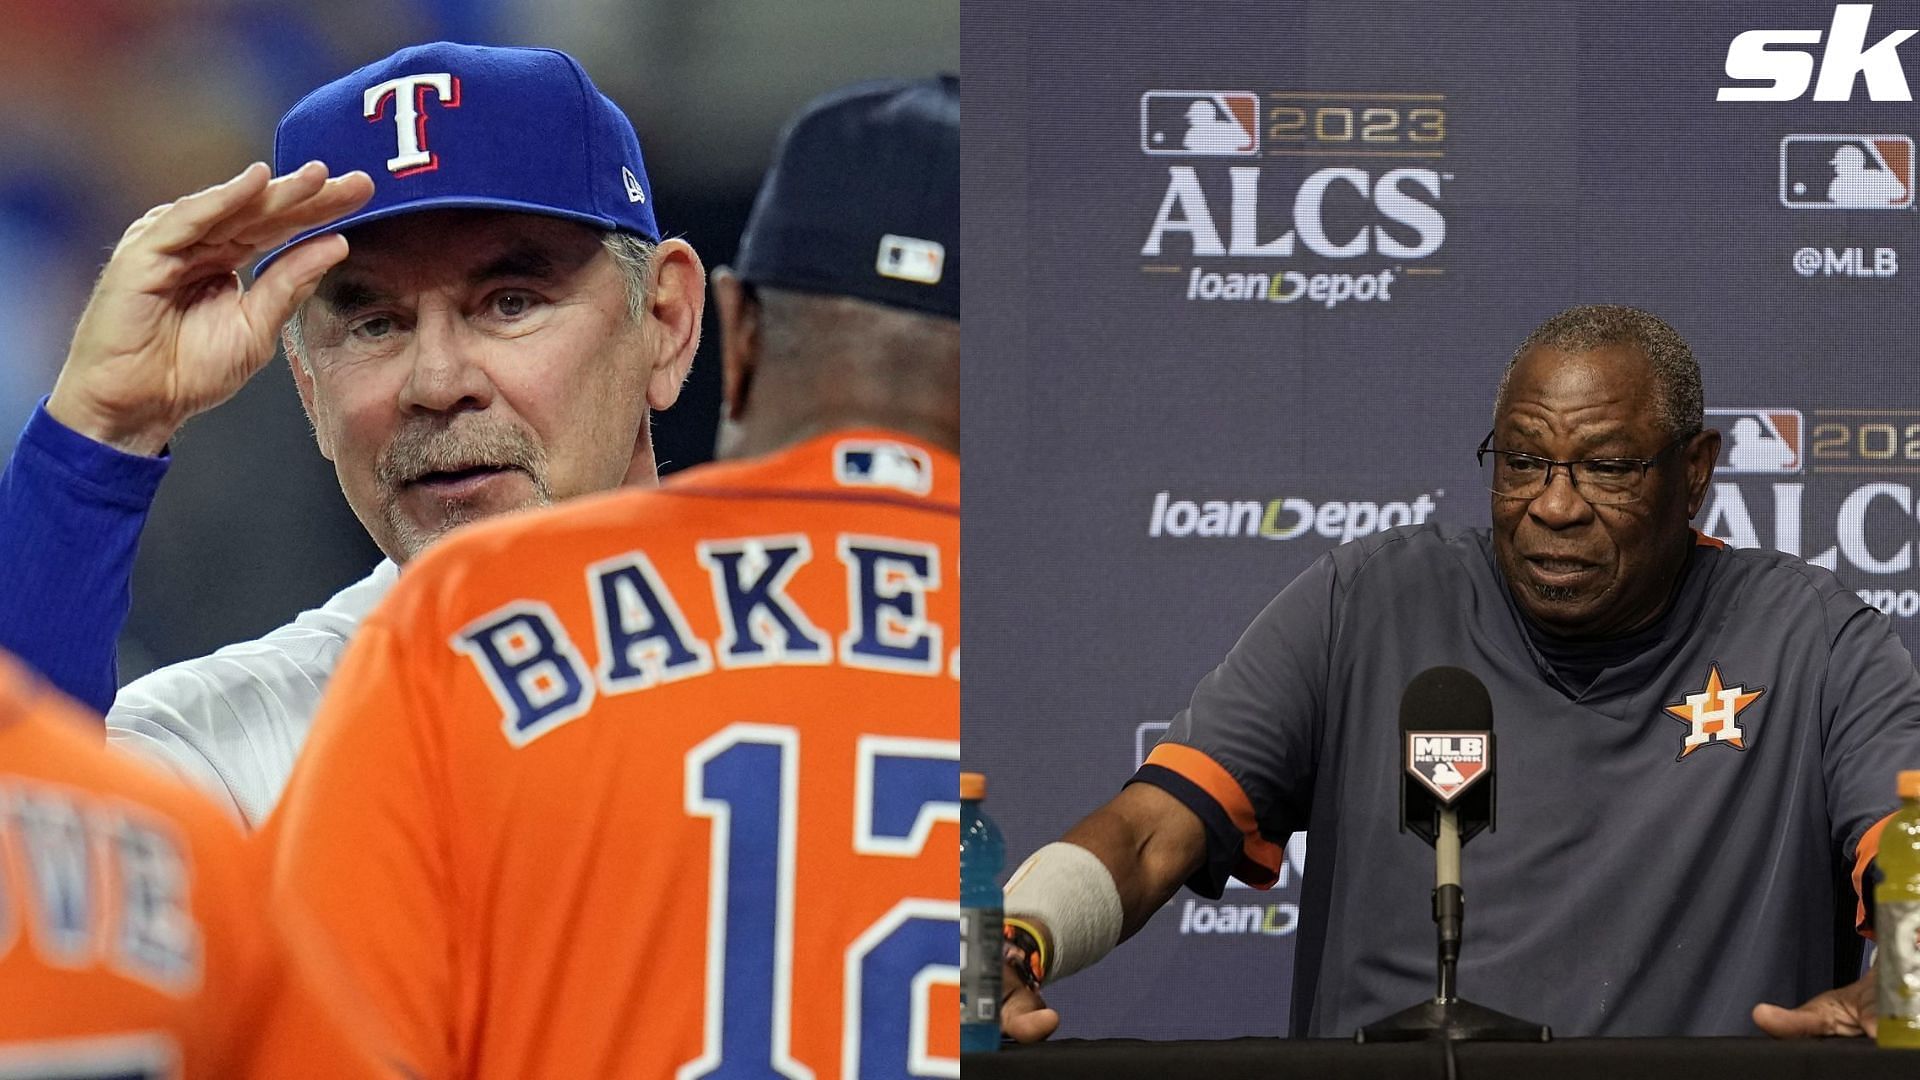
[{"xmin": 680, "ymin": 724, "xmax": 959, "ymax": 1080}]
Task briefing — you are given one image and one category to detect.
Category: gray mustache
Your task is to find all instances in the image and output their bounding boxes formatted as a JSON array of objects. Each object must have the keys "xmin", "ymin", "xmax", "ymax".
[{"xmin": 377, "ymin": 422, "xmax": 546, "ymax": 487}]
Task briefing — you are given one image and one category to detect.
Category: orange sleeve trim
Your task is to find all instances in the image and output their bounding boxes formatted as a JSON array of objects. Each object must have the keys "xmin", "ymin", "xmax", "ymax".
[
  {"xmin": 1855, "ymin": 812, "xmax": 1895, "ymax": 937},
  {"xmin": 1143, "ymin": 743, "xmax": 1285, "ymax": 879},
  {"xmin": 1692, "ymin": 529, "xmax": 1726, "ymax": 549}
]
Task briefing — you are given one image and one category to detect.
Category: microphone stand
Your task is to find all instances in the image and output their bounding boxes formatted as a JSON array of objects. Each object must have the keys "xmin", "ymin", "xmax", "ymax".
[{"xmin": 1356, "ymin": 806, "xmax": 1551, "ymax": 1044}]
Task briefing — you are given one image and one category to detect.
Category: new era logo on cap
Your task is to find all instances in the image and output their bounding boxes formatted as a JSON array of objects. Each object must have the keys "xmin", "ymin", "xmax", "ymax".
[{"xmin": 876, "ymin": 234, "xmax": 944, "ymax": 285}]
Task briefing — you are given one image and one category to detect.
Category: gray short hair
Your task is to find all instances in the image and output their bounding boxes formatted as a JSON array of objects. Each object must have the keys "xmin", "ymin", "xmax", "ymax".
[
  {"xmin": 1496, "ymin": 304, "xmax": 1703, "ymax": 439},
  {"xmin": 284, "ymin": 229, "xmax": 656, "ymax": 368}
]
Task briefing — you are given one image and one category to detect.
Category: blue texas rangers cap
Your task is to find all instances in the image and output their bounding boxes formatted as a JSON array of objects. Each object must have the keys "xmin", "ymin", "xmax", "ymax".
[
  {"xmin": 733, "ymin": 75, "xmax": 958, "ymax": 319},
  {"xmin": 255, "ymin": 41, "xmax": 658, "ymax": 276}
]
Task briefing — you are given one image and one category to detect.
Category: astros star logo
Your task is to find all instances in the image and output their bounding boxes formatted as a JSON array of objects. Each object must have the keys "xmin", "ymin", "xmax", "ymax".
[{"xmin": 1663, "ymin": 663, "xmax": 1764, "ymax": 760}]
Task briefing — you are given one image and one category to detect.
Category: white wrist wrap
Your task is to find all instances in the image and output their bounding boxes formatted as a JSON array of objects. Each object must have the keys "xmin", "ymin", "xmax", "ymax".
[{"xmin": 1003, "ymin": 841, "xmax": 1123, "ymax": 984}]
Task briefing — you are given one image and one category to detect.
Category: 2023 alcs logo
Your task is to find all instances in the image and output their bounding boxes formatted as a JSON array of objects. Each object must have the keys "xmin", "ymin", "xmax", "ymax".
[
  {"xmin": 1705, "ymin": 407, "xmax": 1920, "ymax": 617},
  {"xmin": 1137, "ymin": 90, "xmax": 1451, "ymax": 311}
]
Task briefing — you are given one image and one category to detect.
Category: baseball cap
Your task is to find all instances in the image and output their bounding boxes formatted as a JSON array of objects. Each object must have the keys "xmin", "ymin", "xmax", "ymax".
[
  {"xmin": 733, "ymin": 75, "xmax": 958, "ymax": 319},
  {"xmin": 255, "ymin": 41, "xmax": 658, "ymax": 276}
]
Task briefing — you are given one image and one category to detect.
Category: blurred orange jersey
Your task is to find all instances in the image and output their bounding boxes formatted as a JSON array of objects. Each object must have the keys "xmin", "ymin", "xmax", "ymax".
[
  {"xmin": 0, "ymin": 654, "xmax": 389, "ymax": 1078},
  {"xmin": 264, "ymin": 430, "xmax": 959, "ymax": 1079}
]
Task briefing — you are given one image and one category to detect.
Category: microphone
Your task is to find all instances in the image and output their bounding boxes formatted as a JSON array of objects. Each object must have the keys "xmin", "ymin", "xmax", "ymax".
[
  {"xmin": 1398, "ymin": 666, "xmax": 1495, "ymax": 1002},
  {"xmin": 1356, "ymin": 666, "xmax": 1549, "ymax": 1044}
]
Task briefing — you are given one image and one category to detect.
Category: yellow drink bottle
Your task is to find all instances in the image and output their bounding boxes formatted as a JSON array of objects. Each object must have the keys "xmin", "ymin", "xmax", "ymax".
[{"xmin": 1877, "ymin": 770, "xmax": 1920, "ymax": 1048}]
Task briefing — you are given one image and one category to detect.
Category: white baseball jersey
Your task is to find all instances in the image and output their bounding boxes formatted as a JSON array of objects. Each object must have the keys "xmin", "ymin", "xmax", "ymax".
[{"xmin": 106, "ymin": 559, "xmax": 398, "ymax": 826}]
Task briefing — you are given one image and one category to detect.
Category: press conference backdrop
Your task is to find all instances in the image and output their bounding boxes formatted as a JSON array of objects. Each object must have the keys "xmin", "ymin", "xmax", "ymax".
[{"xmin": 962, "ymin": 0, "xmax": 1920, "ymax": 1040}]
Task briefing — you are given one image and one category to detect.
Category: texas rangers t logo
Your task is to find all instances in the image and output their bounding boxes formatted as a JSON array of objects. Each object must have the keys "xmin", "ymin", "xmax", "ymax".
[
  {"xmin": 1663, "ymin": 663, "xmax": 1764, "ymax": 760},
  {"xmin": 363, "ymin": 73, "xmax": 462, "ymax": 176}
]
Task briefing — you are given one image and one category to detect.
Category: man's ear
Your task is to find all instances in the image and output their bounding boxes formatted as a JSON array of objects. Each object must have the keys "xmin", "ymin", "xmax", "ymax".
[
  {"xmin": 1684, "ymin": 428, "xmax": 1722, "ymax": 517},
  {"xmin": 711, "ymin": 267, "xmax": 761, "ymax": 424},
  {"xmin": 642, "ymin": 238, "xmax": 706, "ymax": 411},
  {"xmin": 284, "ymin": 325, "xmax": 333, "ymax": 462}
]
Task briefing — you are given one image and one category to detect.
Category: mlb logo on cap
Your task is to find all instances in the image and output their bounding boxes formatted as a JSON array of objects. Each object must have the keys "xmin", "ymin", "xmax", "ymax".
[
  {"xmin": 1141, "ymin": 91, "xmax": 1260, "ymax": 156},
  {"xmin": 877, "ymin": 234, "xmax": 945, "ymax": 285},
  {"xmin": 258, "ymin": 41, "xmax": 659, "ymax": 275}
]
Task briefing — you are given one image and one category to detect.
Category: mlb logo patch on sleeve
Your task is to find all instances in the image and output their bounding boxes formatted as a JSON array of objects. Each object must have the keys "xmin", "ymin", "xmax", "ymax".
[
  {"xmin": 835, "ymin": 441, "xmax": 933, "ymax": 496},
  {"xmin": 1140, "ymin": 91, "xmax": 1260, "ymax": 156}
]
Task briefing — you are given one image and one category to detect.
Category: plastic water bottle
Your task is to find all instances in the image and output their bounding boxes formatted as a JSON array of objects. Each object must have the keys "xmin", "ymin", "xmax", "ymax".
[
  {"xmin": 1878, "ymin": 770, "xmax": 1920, "ymax": 1047},
  {"xmin": 960, "ymin": 771, "xmax": 1005, "ymax": 1052}
]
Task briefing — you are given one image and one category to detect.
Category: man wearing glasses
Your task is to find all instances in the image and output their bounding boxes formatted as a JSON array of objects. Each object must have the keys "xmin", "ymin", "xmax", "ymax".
[{"xmin": 997, "ymin": 304, "xmax": 1920, "ymax": 1041}]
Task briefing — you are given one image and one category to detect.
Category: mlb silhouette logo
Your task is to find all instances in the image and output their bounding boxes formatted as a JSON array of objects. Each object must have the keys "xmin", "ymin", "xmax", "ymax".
[
  {"xmin": 1708, "ymin": 408, "xmax": 1803, "ymax": 474},
  {"xmin": 1406, "ymin": 732, "xmax": 1490, "ymax": 804},
  {"xmin": 1779, "ymin": 135, "xmax": 1914, "ymax": 209},
  {"xmin": 1141, "ymin": 91, "xmax": 1260, "ymax": 156},
  {"xmin": 835, "ymin": 441, "xmax": 933, "ymax": 495},
  {"xmin": 875, "ymin": 233, "xmax": 945, "ymax": 285}
]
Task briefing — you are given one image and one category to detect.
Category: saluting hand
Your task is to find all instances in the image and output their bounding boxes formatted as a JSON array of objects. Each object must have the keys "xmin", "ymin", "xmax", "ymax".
[{"xmin": 48, "ymin": 161, "xmax": 374, "ymax": 456}]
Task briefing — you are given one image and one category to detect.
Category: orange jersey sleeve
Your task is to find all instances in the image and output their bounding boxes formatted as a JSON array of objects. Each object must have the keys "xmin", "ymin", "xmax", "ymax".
[
  {"xmin": 267, "ymin": 430, "xmax": 959, "ymax": 1079},
  {"xmin": 0, "ymin": 654, "xmax": 391, "ymax": 1079}
]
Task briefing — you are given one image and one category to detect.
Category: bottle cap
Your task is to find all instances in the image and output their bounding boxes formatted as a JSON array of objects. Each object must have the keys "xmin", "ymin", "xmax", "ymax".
[
  {"xmin": 1901, "ymin": 770, "xmax": 1920, "ymax": 799},
  {"xmin": 961, "ymin": 771, "xmax": 986, "ymax": 800}
]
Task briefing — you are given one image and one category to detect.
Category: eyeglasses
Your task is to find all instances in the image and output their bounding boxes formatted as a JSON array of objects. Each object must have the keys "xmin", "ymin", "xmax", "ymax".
[{"xmin": 1475, "ymin": 431, "xmax": 1696, "ymax": 506}]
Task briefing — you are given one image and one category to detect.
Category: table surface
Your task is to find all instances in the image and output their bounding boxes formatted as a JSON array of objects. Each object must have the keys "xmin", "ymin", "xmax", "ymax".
[{"xmin": 962, "ymin": 1036, "xmax": 1920, "ymax": 1080}]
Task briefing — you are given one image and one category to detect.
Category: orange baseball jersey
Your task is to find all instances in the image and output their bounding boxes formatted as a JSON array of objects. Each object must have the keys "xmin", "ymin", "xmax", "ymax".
[
  {"xmin": 264, "ymin": 429, "xmax": 959, "ymax": 1079},
  {"xmin": 0, "ymin": 653, "xmax": 391, "ymax": 1079}
]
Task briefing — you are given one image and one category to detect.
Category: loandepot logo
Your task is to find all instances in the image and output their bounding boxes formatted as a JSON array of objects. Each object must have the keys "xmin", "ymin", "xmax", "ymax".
[
  {"xmin": 1137, "ymin": 88, "xmax": 1452, "ymax": 311},
  {"xmin": 1148, "ymin": 490, "xmax": 1440, "ymax": 542}
]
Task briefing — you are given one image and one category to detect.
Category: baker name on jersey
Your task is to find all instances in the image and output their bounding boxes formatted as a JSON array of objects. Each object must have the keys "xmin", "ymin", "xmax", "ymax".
[
  {"xmin": 0, "ymin": 781, "xmax": 200, "ymax": 994},
  {"xmin": 452, "ymin": 533, "xmax": 955, "ymax": 747}
]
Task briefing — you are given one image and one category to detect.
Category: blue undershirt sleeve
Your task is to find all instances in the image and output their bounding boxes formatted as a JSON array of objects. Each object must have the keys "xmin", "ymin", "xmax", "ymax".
[{"xmin": 0, "ymin": 398, "xmax": 168, "ymax": 715}]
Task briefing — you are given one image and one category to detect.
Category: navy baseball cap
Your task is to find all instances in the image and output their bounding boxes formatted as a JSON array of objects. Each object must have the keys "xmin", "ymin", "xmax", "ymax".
[
  {"xmin": 255, "ymin": 41, "xmax": 657, "ymax": 276},
  {"xmin": 734, "ymin": 75, "xmax": 958, "ymax": 319}
]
